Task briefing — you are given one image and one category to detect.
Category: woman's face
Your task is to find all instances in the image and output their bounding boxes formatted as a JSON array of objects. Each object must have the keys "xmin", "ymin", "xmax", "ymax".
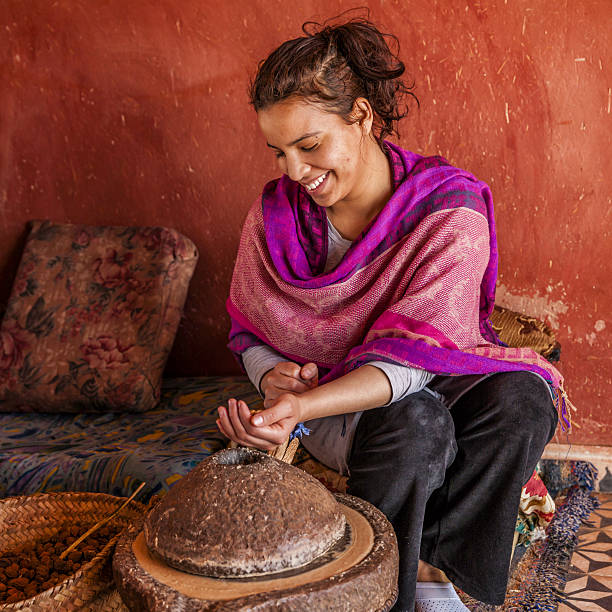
[{"xmin": 257, "ymin": 97, "xmax": 371, "ymax": 209}]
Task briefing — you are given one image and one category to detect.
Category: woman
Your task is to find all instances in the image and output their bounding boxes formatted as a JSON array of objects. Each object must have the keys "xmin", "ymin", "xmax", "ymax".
[{"xmin": 217, "ymin": 17, "xmax": 566, "ymax": 612}]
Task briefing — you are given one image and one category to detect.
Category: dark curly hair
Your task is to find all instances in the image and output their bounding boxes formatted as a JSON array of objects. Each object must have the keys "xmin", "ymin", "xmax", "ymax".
[{"xmin": 249, "ymin": 13, "xmax": 417, "ymax": 144}]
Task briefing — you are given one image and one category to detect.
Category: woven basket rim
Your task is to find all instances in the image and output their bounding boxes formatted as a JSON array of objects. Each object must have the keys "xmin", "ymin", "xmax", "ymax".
[
  {"xmin": 0, "ymin": 491, "xmax": 145, "ymax": 610},
  {"xmin": 0, "ymin": 490, "xmax": 146, "ymax": 507}
]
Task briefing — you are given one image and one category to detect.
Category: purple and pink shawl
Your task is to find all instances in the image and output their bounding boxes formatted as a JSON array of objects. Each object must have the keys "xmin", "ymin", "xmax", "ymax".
[{"xmin": 227, "ymin": 142, "xmax": 570, "ymax": 429}]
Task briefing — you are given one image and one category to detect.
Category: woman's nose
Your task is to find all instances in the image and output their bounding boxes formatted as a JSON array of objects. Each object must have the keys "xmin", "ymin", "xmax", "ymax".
[{"xmin": 283, "ymin": 154, "xmax": 310, "ymax": 183}]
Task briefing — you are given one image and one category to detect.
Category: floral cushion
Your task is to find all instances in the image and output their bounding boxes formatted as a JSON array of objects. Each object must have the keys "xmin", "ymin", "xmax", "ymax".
[
  {"xmin": 515, "ymin": 470, "xmax": 556, "ymax": 545},
  {"xmin": 0, "ymin": 221, "xmax": 198, "ymax": 412}
]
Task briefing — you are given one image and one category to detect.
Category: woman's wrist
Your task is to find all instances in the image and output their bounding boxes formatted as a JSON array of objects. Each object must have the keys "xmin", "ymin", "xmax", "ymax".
[
  {"xmin": 259, "ymin": 368, "xmax": 274, "ymax": 395},
  {"xmin": 294, "ymin": 365, "xmax": 392, "ymax": 422},
  {"xmin": 272, "ymin": 391, "xmax": 309, "ymax": 424}
]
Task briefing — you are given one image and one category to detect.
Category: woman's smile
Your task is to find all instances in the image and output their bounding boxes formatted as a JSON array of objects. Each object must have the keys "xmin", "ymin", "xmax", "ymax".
[{"xmin": 303, "ymin": 171, "xmax": 330, "ymax": 194}]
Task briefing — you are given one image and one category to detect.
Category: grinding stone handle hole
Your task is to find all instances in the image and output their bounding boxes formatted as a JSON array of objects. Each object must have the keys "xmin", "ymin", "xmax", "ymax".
[{"xmin": 216, "ymin": 447, "xmax": 264, "ymax": 466}]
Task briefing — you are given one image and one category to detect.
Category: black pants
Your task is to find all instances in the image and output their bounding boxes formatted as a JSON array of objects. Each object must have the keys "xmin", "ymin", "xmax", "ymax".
[{"xmin": 346, "ymin": 372, "xmax": 558, "ymax": 611}]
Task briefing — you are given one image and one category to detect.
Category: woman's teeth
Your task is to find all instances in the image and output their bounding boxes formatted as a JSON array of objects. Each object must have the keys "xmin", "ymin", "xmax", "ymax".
[{"xmin": 305, "ymin": 172, "xmax": 328, "ymax": 192}]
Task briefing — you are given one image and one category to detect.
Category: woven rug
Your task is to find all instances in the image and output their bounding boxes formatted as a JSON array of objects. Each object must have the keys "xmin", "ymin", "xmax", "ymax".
[{"xmin": 460, "ymin": 460, "xmax": 600, "ymax": 611}]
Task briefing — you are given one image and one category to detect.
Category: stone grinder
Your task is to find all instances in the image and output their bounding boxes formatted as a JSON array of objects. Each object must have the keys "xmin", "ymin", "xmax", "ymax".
[{"xmin": 113, "ymin": 447, "xmax": 399, "ymax": 610}]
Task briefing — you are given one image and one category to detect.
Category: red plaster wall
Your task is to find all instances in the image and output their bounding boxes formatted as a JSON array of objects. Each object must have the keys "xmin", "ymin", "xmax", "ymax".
[{"xmin": 1, "ymin": 1, "xmax": 610, "ymax": 444}]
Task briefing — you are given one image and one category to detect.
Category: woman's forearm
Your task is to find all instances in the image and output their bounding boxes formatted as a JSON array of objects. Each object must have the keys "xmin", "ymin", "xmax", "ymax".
[{"xmin": 298, "ymin": 365, "xmax": 393, "ymax": 422}]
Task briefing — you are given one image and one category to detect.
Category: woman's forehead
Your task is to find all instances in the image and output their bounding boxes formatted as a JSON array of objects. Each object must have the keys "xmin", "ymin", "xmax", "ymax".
[{"xmin": 257, "ymin": 98, "xmax": 342, "ymax": 143}]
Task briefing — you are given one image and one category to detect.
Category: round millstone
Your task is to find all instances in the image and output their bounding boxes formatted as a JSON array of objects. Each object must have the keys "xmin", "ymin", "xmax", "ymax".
[
  {"xmin": 114, "ymin": 492, "xmax": 399, "ymax": 611},
  {"xmin": 143, "ymin": 448, "xmax": 346, "ymax": 577}
]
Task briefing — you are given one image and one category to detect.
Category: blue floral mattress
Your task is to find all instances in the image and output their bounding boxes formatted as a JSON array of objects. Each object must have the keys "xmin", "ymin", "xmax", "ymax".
[{"xmin": 0, "ymin": 376, "xmax": 262, "ymax": 500}]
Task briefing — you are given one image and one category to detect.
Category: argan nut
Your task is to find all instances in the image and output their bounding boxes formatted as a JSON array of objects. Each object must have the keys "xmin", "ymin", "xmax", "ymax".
[
  {"xmin": 8, "ymin": 576, "xmax": 29, "ymax": 589},
  {"xmin": 5, "ymin": 565, "xmax": 19, "ymax": 579},
  {"xmin": 67, "ymin": 551, "xmax": 82, "ymax": 563}
]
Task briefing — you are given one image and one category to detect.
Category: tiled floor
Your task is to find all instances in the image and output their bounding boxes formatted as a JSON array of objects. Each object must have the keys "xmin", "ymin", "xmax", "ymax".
[{"xmin": 560, "ymin": 493, "xmax": 612, "ymax": 611}]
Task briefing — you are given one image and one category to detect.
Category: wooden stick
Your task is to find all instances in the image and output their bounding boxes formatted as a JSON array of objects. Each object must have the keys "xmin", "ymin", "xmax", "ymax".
[
  {"xmin": 281, "ymin": 437, "xmax": 300, "ymax": 464},
  {"xmin": 270, "ymin": 437, "xmax": 289, "ymax": 461},
  {"xmin": 59, "ymin": 482, "xmax": 146, "ymax": 560}
]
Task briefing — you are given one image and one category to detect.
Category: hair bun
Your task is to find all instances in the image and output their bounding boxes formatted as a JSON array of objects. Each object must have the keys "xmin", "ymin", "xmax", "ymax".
[{"xmin": 250, "ymin": 14, "xmax": 417, "ymax": 144}]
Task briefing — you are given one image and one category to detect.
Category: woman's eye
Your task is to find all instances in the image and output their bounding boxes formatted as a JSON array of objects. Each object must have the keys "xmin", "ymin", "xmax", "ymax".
[
  {"xmin": 274, "ymin": 151, "xmax": 285, "ymax": 159},
  {"xmin": 302, "ymin": 144, "xmax": 318, "ymax": 152}
]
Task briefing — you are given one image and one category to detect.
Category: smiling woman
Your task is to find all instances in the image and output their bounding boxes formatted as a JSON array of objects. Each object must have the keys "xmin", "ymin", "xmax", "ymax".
[{"xmin": 218, "ymin": 14, "xmax": 564, "ymax": 612}]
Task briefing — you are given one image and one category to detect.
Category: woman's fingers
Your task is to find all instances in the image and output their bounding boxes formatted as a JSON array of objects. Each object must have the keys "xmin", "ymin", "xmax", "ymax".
[
  {"xmin": 267, "ymin": 372, "xmax": 310, "ymax": 394},
  {"xmin": 251, "ymin": 396, "xmax": 297, "ymax": 427},
  {"xmin": 230, "ymin": 400, "xmax": 256, "ymax": 442},
  {"xmin": 276, "ymin": 362, "xmax": 302, "ymax": 378},
  {"xmin": 238, "ymin": 402, "xmax": 287, "ymax": 446},
  {"xmin": 300, "ymin": 362, "xmax": 319, "ymax": 387},
  {"xmin": 230, "ymin": 400, "xmax": 275, "ymax": 448},
  {"xmin": 217, "ymin": 399, "xmax": 280, "ymax": 449},
  {"xmin": 216, "ymin": 417, "xmax": 229, "ymax": 439},
  {"xmin": 231, "ymin": 399, "xmax": 295, "ymax": 446},
  {"xmin": 262, "ymin": 362, "xmax": 318, "ymax": 403},
  {"xmin": 248, "ymin": 418, "xmax": 295, "ymax": 446},
  {"xmin": 217, "ymin": 402, "xmax": 238, "ymax": 441}
]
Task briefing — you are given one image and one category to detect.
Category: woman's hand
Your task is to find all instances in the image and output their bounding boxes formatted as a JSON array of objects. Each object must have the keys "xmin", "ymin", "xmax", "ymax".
[
  {"xmin": 260, "ymin": 361, "xmax": 318, "ymax": 408},
  {"xmin": 217, "ymin": 365, "xmax": 394, "ymax": 450},
  {"xmin": 216, "ymin": 393, "xmax": 304, "ymax": 451}
]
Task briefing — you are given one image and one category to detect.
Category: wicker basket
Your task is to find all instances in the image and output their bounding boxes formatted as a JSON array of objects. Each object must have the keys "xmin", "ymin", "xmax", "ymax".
[
  {"xmin": 0, "ymin": 492, "xmax": 145, "ymax": 611},
  {"xmin": 490, "ymin": 304, "xmax": 560, "ymax": 360}
]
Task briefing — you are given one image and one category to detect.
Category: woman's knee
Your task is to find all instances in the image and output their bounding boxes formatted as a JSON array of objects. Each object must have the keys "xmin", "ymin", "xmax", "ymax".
[
  {"xmin": 349, "ymin": 391, "xmax": 457, "ymax": 497},
  {"xmin": 357, "ymin": 390, "xmax": 457, "ymax": 462},
  {"xmin": 477, "ymin": 371, "xmax": 558, "ymax": 439}
]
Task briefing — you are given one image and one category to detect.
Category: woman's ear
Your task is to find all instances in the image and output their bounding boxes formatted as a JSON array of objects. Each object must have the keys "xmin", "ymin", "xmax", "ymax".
[{"xmin": 351, "ymin": 97, "xmax": 374, "ymax": 135}]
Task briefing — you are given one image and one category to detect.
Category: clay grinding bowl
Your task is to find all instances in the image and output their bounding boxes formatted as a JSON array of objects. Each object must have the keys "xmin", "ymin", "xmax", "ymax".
[{"xmin": 143, "ymin": 447, "xmax": 346, "ymax": 577}]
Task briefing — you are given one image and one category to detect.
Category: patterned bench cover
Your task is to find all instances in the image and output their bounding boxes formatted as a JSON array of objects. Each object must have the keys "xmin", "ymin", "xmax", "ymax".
[{"xmin": 0, "ymin": 377, "xmax": 259, "ymax": 500}]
